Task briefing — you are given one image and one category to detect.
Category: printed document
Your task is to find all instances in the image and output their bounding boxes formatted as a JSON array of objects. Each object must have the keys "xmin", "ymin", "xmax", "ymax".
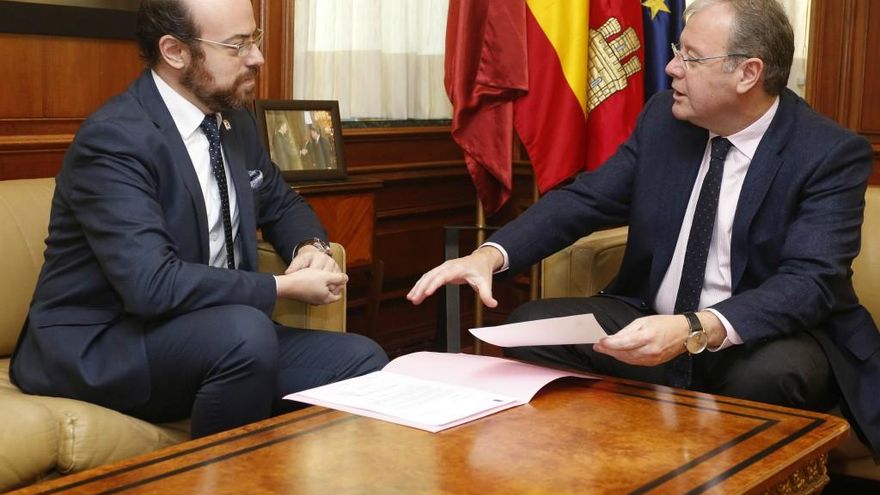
[{"xmin": 286, "ymin": 351, "xmax": 596, "ymax": 433}]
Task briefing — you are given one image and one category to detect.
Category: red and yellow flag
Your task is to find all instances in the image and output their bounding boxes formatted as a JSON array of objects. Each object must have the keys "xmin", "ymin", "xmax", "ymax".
[
  {"xmin": 584, "ymin": 1, "xmax": 645, "ymax": 169},
  {"xmin": 514, "ymin": 0, "xmax": 589, "ymax": 193},
  {"xmin": 445, "ymin": 0, "xmax": 645, "ymax": 215}
]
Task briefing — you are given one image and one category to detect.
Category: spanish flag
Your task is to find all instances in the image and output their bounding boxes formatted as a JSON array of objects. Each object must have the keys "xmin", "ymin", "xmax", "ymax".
[{"xmin": 446, "ymin": 0, "xmax": 645, "ymax": 215}]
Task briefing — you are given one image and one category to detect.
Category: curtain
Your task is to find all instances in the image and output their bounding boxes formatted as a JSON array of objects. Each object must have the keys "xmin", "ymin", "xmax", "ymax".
[
  {"xmin": 293, "ymin": 0, "xmax": 453, "ymax": 121},
  {"xmin": 779, "ymin": 0, "xmax": 811, "ymax": 97}
]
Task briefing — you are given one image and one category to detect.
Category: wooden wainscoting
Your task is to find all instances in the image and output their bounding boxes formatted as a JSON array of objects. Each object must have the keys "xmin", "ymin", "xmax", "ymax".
[{"xmin": 343, "ymin": 161, "xmax": 537, "ymax": 357}]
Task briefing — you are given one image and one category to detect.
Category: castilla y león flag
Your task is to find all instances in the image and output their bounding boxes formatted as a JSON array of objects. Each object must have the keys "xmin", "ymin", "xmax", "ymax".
[
  {"xmin": 445, "ymin": 0, "xmax": 645, "ymax": 215},
  {"xmin": 582, "ymin": 0, "xmax": 645, "ymax": 170}
]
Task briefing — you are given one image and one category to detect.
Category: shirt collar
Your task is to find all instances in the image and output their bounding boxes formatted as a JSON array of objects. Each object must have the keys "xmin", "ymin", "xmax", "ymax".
[
  {"xmin": 151, "ymin": 70, "xmax": 220, "ymax": 139},
  {"xmin": 711, "ymin": 96, "xmax": 780, "ymax": 160}
]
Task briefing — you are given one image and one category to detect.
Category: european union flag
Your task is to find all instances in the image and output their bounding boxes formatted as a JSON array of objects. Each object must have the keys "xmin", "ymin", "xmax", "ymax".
[{"xmin": 642, "ymin": 0, "xmax": 685, "ymax": 99}]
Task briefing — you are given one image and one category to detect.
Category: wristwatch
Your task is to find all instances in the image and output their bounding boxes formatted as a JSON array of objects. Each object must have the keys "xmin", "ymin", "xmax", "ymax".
[
  {"xmin": 683, "ymin": 312, "xmax": 709, "ymax": 354},
  {"xmin": 294, "ymin": 237, "xmax": 332, "ymax": 257}
]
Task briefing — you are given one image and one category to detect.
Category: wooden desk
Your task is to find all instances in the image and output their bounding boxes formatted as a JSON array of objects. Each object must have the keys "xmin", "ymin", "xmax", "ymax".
[{"xmin": 13, "ymin": 378, "xmax": 848, "ymax": 494}]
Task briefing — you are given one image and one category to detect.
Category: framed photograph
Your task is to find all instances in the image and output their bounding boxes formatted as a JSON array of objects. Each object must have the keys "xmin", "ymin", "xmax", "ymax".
[{"xmin": 255, "ymin": 100, "xmax": 347, "ymax": 182}]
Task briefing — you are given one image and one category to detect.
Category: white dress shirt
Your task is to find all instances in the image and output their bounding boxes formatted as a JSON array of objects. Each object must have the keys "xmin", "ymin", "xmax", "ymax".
[
  {"xmin": 655, "ymin": 97, "xmax": 779, "ymax": 349},
  {"xmin": 487, "ymin": 97, "xmax": 780, "ymax": 351},
  {"xmin": 152, "ymin": 71, "xmax": 241, "ymax": 269}
]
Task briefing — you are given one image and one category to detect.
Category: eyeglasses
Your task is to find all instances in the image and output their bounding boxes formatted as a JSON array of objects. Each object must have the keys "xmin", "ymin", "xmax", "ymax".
[
  {"xmin": 670, "ymin": 42, "xmax": 749, "ymax": 70},
  {"xmin": 194, "ymin": 28, "xmax": 264, "ymax": 57}
]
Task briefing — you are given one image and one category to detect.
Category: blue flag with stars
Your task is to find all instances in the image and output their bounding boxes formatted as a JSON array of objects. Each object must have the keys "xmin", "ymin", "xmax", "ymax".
[{"xmin": 642, "ymin": 0, "xmax": 685, "ymax": 99}]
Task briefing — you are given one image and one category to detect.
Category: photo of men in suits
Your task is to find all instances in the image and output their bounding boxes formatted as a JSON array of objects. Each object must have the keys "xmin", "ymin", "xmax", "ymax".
[
  {"xmin": 10, "ymin": 0, "xmax": 387, "ymax": 439},
  {"xmin": 268, "ymin": 117, "xmax": 301, "ymax": 170},
  {"xmin": 409, "ymin": 0, "xmax": 879, "ymax": 457}
]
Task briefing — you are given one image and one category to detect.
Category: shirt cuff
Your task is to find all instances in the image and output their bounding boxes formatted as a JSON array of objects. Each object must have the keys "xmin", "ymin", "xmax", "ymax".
[
  {"xmin": 481, "ymin": 242, "xmax": 509, "ymax": 273},
  {"xmin": 705, "ymin": 308, "xmax": 743, "ymax": 351}
]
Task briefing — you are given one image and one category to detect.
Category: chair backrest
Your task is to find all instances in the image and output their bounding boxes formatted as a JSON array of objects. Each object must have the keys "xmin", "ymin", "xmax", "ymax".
[
  {"xmin": 541, "ymin": 226, "xmax": 629, "ymax": 299},
  {"xmin": 852, "ymin": 186, "xmax": 880, "ymax": 322},
  {"xmin": 0, "ymin": 178, "xmax": 55, "ymax": 358}
]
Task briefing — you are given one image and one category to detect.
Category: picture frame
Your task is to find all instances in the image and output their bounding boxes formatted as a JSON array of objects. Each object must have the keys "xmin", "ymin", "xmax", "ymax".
[{"xmin": 255, "ymin": 99, "xmax": 347, "ymax": 182}]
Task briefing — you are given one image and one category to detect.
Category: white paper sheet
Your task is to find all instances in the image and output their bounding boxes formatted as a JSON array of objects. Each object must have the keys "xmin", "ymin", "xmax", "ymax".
[
  {"xmin": 292, "ymin": 371, "xmax": 518, "ymax": 427},
  {"xmin": 469, "ymin": 313, "xmax": 607, "ymax": 347}
]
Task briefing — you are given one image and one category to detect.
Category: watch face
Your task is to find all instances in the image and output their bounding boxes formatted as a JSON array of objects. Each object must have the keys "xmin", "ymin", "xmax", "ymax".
[
  {"xmin": 685, "ymin": 331, "xmax": 709, "ymax": 354},
  {"xmin": 312, "ymin": 239, "xmax": 332, "ymax": 255}
]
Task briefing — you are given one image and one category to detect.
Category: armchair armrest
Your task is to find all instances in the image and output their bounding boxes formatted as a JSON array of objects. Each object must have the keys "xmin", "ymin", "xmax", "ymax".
[
  {"xmin": 540, "ymin": 227, "xmax": 629, "ymax": 299},
  {"xmin": 257, "ymin": 241, "xmax": 347, "ymax": 332}
]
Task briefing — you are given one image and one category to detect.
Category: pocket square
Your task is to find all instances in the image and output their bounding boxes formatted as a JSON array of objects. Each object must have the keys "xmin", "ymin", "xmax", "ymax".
[{"xmin": 248, "ymin": 169, "xmax": 264, "ymax": 189}]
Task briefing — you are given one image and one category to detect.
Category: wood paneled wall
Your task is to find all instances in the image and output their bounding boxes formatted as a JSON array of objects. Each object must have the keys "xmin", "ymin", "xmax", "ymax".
[
  {"xmin": 808, "ymin": 0, "xmax": 880, "ymax": 182},
  {"xmin": 0, "ymin": 33, "xmax": 142, "ymax": 178},
  {"xmin": 1, "ymin": 0, "xmax": 876, "ymax": 355}
]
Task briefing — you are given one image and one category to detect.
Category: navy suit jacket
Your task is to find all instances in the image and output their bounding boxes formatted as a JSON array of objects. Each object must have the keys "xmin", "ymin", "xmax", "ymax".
[
  {"xmin": 489, "ymin": 90, "xmax": 880, "ymax": 453},
  {"xmin": 11, "ymin": 71, "xmax": 325, "ymax": 410}
]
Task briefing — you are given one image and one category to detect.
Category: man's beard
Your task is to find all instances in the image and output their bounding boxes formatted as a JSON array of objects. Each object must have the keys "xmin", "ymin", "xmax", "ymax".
[{"xmin": 181, "ymin": 57, "xmax": 258, "ymax": 112}]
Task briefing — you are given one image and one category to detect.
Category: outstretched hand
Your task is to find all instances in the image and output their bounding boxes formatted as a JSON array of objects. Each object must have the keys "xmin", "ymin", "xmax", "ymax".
[{"xmin": 407, "ymin": 246, "xmax": 504, "ymax": 308}]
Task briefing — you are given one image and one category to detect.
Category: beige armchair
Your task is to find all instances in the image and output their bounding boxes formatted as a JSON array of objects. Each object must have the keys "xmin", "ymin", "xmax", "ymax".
[
  {"xmin": 540, "ymin": 187, "xmax": 880, "ymax": 481},
  {"xmin": 0, "ymin": 177, "xmax": 347, "ymax": 491}
]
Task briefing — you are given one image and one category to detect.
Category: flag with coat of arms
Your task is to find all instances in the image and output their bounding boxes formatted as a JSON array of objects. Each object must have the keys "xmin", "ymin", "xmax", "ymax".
[{"xmin": 445, "ymin": 0, "xmax": 685, "ymax": 215}]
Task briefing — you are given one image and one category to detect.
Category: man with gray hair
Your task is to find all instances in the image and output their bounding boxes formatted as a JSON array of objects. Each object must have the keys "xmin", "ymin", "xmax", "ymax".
[{"xmin": 410, "ymin": 0, "xmax": 878, "ymax": 455}]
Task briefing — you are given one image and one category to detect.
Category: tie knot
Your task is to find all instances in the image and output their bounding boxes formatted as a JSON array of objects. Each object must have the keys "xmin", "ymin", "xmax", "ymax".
[
  {"xmin": 200, "ymin": 114, "xmax": 220, "ymax": 142},
  {"xmin": 711, "ymin": 137, "xmax": 732, "ymax": 161}
]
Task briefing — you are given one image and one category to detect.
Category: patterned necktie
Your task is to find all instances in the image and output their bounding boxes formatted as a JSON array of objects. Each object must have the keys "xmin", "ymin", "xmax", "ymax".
[
  {"xmin": 668, "ymin": 136, "xmax": 733, "ymax": 388},
  {"xmin": 200, "ymin": 114, "xmax": 235, "ymax": 269}
]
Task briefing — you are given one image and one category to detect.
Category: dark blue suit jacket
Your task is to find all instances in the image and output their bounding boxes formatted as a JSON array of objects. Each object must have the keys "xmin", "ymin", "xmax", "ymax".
[
  {"xmin": 489, "ymin": 90, "xmax": 880, "ymax": 453},
  {"xmin": 11, "ymin": 71, "xmax": 325, "ymax": 411}
]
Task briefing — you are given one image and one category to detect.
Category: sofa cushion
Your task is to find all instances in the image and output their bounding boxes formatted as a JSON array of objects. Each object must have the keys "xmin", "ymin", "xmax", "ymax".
[
  {"xmin": 852, "ymin": 186, "xmax": 880, "ymax": 322},
  {"xmin": 0, "ymin": 392, "xmax": 58, "ymax": 492},
  {"xmin": 2, "ymin": 358, "xmax": 189, "ymax": 484},
  {"xmin": 21, "ymin": 394, "xmax": 190, "ymax": 474},
  {"xmin": 0, "ymin": 178, "xmax": 55, "ymax": 358}
]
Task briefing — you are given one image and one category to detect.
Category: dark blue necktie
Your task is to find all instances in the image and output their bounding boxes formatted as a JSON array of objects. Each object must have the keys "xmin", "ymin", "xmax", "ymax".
[
  {"xmin": 668, "ymin": 136, "xmax": 733, "ymax": 388},
  {"xmin": 200, "ymin": 115, "xmax": 235, "ymax": 269}
]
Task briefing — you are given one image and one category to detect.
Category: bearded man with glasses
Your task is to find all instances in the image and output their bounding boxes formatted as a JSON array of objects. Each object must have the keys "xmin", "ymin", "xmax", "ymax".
[
  {"xmin": 410, "ymin": 0, "xmax": 878, "ymax": 457},
  {"xmin": 10, "ymin": 0, "xmax": 388, "ymax": 439}
]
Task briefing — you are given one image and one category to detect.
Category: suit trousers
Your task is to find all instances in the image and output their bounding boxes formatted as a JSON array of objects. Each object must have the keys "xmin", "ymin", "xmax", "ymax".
[
  {"xmin": 503, "ymin": 296, "xmax": 838, "ymax": 412},
  {"xmin": 122, "ymin": 304, "xmax": 388, "ymax": 438}
]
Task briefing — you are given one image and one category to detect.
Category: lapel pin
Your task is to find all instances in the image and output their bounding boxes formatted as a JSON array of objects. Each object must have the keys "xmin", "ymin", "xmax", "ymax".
[{"xmin": 222, "ymin": 120, "xmax": 231, "ymax": 130}]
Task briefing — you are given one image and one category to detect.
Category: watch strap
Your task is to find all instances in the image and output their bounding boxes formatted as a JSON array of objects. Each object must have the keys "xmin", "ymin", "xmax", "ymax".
[{"xmin": 683, "ymin": 312, "xmax": 702, "ymax": 332}]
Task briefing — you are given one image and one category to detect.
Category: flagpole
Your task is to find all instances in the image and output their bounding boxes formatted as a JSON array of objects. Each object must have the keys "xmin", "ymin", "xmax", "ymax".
[
  {"xmin": 474, "ymin": 199, "xmax": 486, "ymax": 355},
  {"xmin": 530, "ymin": 179, "xmax": 540, "ymax": 301}
]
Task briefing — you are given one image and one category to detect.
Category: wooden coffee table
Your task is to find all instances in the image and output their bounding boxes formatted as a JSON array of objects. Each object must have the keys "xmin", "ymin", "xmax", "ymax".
[{"xmin": 12, "ymin": 377, "xmax": 848, "ymax": 494}]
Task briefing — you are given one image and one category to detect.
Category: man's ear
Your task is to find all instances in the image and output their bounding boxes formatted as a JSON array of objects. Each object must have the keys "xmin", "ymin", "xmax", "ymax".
[
  {"xmin": 736, "ymin": 57, "xmax": 764, "ymax": 94},
  {"xmin": 158, "ymin": 34, "xmax": 189, "ymax": 70}
]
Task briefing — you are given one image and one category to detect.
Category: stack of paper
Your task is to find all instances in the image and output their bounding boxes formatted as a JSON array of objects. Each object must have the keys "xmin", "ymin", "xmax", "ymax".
[{"xmin": 286, "ymin": 314, "xmax": 606, "ymax": 432}]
